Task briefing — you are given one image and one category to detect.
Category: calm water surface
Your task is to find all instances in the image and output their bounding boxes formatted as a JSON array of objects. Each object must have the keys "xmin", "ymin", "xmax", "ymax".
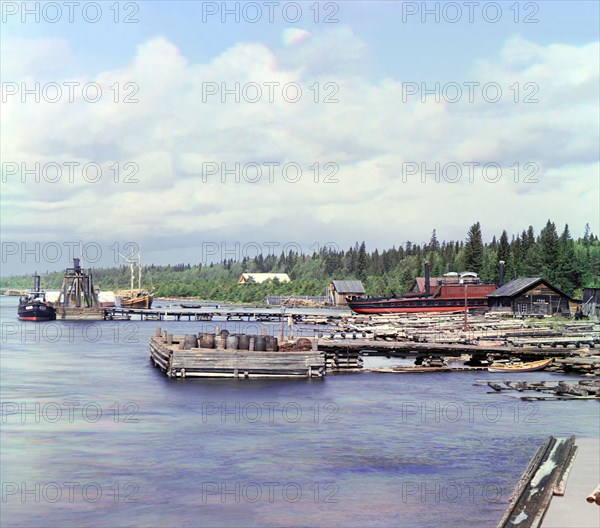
[{"xmin": 1, "ymin": 296, "xmax": 598, "ymax": 527}]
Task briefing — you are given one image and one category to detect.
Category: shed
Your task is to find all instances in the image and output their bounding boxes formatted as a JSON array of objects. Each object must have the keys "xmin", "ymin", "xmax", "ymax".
[
  {"xmin": 582, "ymin": 288, "xmax": 600, "ymax": 320},
  {"xmin": 238, "ymin": 273, "xmax": 290, "ymax": 284},
  {"xmin": 487, "ymin": 278, "xmax": 573, "ymax": 316},
  {"xmin": 329, "ymin": 280, "xmax": 366, "ymax": 306}
]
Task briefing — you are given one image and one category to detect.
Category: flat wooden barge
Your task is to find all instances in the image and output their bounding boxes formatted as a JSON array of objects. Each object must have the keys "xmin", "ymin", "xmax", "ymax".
[{"xmin": 150, "ymin": 330, "xmax": 325, "ymax": 379}]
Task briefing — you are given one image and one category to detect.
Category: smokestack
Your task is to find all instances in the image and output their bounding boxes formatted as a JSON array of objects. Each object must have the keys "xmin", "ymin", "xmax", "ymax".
[
  {"xmin": 499, "ymin": 261, "xmax": 505, "ymax": 287},
  {"xmin": 33, "ymin": 273, "xmax": 40, "ymax": 292},
  {"xmin": 424, "ymin": 261, "xmax": 430, "ymax": 295}
]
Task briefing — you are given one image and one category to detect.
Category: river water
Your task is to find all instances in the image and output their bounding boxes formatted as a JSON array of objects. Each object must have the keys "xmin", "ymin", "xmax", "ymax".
[{"xmin": 1, "ymin": 296, "xmax": 598, "ymax": 527}]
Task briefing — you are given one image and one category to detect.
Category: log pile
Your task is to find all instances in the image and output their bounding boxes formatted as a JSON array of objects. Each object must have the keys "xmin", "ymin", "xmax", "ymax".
[
  {"xmin": 547, "ymin": 356, "xmax": 600, "ymax": 376},
  {"xmin": 324, "ymin": 350, "xmax": 363, "ymax": 371},
  {"xmin": 328, "ymin": 313, "xmax": 600, "ymax": 351}
]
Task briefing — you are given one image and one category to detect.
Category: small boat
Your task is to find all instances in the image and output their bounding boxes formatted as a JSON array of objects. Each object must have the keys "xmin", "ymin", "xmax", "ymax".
[
  {"xmin": 118, "ymin": 248, "xmax": 153, "ymax": 309},
  {"xmin": 120, "ymin": 293, "xmax": 153, "ymax": 309},
  {"xmin": 488, "ymin": 358, "xmax": 553, "ymax": 373},
  {"xmin": 18, "ymin": 274, "xmax": 57, "ymax": 321},
  {"xmin": 180, "ymin": 303, "xmax": 202, "ymax": 309}
]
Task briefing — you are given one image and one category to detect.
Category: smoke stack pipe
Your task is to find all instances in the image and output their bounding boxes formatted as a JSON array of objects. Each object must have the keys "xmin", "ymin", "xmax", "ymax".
[
  {"xmin": 424, "ymin": 261, "xmax": 431, "ymax": 295},
  {"xmin": 499, "ymin": 261, "xmax": 505, "ymax": 287},
  {"xmin": 34, "ymin": 274, "xmax": 40, "ymax": 292}
]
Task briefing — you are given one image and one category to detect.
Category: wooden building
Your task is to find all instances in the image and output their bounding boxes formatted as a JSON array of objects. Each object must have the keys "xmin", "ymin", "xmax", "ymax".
[
  {"xmin": 487, "ymin": 278, "xmax": 573, "ymax": 316},
  {"xmin": 583, "ymin": 288, "xmax": 600, "ymax": 320},
  {"xmin": 238, "ymin": 273, "xmax": 290, "ymax": 284},
  {"xmin": 328, "ymin": 280, "xmax": 365, "ymax": 306}
]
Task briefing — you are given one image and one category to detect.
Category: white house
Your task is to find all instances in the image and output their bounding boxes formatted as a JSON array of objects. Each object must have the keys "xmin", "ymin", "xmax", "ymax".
[{"xmin": 238, "ymin": 273, "xmax": 291, "ymax": 284}]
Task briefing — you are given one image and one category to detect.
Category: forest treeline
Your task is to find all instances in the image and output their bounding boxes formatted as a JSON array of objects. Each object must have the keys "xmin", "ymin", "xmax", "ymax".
[{"xmin": 2, "ymin": 221, "xmax": 599, "ymax": 303}]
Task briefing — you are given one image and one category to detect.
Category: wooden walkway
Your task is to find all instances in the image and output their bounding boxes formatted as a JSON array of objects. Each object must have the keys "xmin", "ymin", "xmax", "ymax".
[
  {"xmin": 497, "ymin": 436, "xmax": 590, "ymax": 528},
  {"xmin": 106, "ymin": 307, "xmax": 341, "ymax": 323},
  {"xmin": 317, "ymin": 339, "xmax": 581, "ymax": 359}
]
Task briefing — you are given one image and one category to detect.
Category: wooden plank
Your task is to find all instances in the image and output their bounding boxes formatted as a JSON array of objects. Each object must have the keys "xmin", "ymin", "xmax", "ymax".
[{"xmin": 497, "ymin": 436, "xmax": 577, "ymax": 528}]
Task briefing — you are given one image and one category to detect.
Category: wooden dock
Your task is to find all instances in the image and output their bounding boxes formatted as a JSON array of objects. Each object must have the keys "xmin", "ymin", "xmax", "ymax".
[
  {"xmin": 498, "ymin": 436, "xmax": 578, "ymax": 528},
  {"xmin": 107, "ymin": 307, "xmax": 342, "ymax": 323},
  {"xmin": 149, "ymin": 330, "xmax": 325, "ymax": 379},
  {"xmin": 318, "ymin": 339, "xmax": 580, "ymax": 359}
]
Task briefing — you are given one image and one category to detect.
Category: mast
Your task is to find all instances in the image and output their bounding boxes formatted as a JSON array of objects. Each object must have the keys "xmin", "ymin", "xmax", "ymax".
[
  {"xmin": 130, "ymin": 261, "xmax": 134, "ymax": 297},
  {"xmin": 137, "ymin": 248, "xmax": 142, "ymax": 291}
]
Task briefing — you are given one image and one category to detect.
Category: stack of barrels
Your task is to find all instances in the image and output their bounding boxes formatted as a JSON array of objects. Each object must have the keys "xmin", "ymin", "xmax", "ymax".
[{"xmin": 189, "ymin": 329, "xmax": 279, "ymax": 351}]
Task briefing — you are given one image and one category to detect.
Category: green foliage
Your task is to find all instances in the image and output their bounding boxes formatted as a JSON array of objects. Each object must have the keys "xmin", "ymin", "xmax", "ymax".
[
  {"xmin": 464, "ymin": 222, "xmax": 484, "ymax": 273},
  {"xmin": 2, "ymin": 221, "xmax": 598, "ymax": 300}
]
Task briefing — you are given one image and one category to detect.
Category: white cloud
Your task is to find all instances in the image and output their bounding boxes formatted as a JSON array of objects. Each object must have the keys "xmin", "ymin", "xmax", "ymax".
[{"xmin": 1, "ymin": 29, "xmax": 598, "ymax": 269}]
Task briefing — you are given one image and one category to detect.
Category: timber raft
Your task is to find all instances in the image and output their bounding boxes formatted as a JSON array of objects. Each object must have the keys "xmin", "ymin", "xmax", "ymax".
[{"xmin": 150, "ymin": 328, "xmax": 325, "ymax": 379}]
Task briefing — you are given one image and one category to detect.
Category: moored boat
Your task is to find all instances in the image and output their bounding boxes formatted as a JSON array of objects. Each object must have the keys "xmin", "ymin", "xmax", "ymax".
[
  {"xmin": 347, "ymin": 262, "xmax": 497, "ymax": 314},
  {"xmin": 17, "ymin": 274, "xmax": 57, "ymax": 321},
  {"xmin": 118, "ymin": 248, "xmax": 153, "ymax": 309},
  {"xmin": 120, "ymin": 293, "xmax": 153, "ymax": 309},
  {"xmin": 487, "ymin": 358, "xmax": 553, "ymax": 373}
]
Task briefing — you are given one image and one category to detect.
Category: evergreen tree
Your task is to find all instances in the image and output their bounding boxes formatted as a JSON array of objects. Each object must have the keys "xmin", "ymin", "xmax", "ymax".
[
  {"xmin": 539, "ymin": 220, "xmax": 560, "ymax": 281},
  {"xmin": 557, "ymin": 224, "xmax": 581, "ymax": 294},
  {"xmin": 357, "ymin": 242, "xmax": 368, "ymax": 281},
  {"xmin": 429, "ymin": 229, "xmax": 439, "ymax": 251},
  {"xmin": 464, "ymin": 222, "xmax": 484, "ymax": 273},
  {"xmin": 497, "ymin": 230, "xmax": 510, "ymax": 263}
]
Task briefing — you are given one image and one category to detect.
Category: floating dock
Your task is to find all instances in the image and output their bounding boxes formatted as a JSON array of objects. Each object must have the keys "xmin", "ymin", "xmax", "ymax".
[{"xmin": 149, "ymin": 329, "xmax": 325, "ymax": 379}]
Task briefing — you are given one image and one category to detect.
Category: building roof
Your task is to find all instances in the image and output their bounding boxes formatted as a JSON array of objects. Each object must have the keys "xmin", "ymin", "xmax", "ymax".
[
  {"xmin": 487, "ymin": 278, "xmax": 542, "ymax": 297},
  {"xmin": 486, "ymin": 277, "xmax": 571, "ymax": 299},
  {"xmin": 331, "ymin": 280, "xmax": 365, "ymax": 294},
  {"xmin": 239, "ymin": 273, "xmax": 290, "ymax": 284}
]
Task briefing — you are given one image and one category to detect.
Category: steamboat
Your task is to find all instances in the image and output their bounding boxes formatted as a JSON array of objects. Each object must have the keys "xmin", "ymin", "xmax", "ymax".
[
  {"xmin": 18, "ymin": 274, "xmax": 57, "ymax": 321},
  {"xmin": 346, "ymin": 262, "xmax": 500, "ymax": 314}
]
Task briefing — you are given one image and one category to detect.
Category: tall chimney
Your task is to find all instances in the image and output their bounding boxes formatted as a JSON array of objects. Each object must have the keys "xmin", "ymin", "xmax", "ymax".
[
  {"xmin": 33, "ymin": 273, "xmax": 40, "ymax": 292},
  {"xmin": 499, "ymin": 260, "xmax": 505, "ymax": 287},
  {"xmin": 424, "ymin": 261, "xmax": 431, "ymax": 295}
]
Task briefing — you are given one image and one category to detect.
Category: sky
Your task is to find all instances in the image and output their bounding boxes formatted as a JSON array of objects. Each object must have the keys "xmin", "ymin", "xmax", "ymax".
[{"xmin": 1, "ymin": 0, "xmax": 599, "ymax": 275}]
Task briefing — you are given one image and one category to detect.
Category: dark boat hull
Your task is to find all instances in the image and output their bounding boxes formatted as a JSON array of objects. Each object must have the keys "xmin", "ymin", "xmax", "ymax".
[
  {"xmin": 18, "ymin": 302, "xmax": 57, "ymax": 321},
  {"xmin": 347, "ymin": 298, "xmax": 490, "ymax": 314}
]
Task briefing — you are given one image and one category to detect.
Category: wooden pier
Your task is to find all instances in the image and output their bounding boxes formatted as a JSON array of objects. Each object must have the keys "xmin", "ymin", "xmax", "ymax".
[
  {"xmin": 318, "ymin": 339, "xmax": 580, "ymax": 359},
  {"xmin": 150, "ymin": 329, "xmax": 325, "ymax": 379},
  {"xmin": 498, "ymin": 436, "xmax": 578, "ymax": 528},
  {"xmin": 106, "ymin": 307, "xmax": 341, "ymax": 324}
]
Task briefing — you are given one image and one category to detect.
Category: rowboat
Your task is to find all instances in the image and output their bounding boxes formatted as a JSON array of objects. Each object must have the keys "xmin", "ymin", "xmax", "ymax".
[{"xmin": 488, "ymin": 358, "xmax": 553, "ymax": 373}]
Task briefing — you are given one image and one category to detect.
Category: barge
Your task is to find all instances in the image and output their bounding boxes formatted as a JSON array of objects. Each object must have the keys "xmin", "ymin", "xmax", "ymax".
[{"xmin": 150, "ymin": 329, "xmax": 325, "ymax": 379}]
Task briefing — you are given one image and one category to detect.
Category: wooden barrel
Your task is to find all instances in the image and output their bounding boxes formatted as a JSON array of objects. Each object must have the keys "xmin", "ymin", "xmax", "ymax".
[
  {"xmin": 225, "ymin": 335, "xmax": 239, "ymax": 350},
  {"xmin": 183, "ymin": 334, "xmax": 198, "ymax": 350},
  {"xmin": 295, "ymin": 338, "xmax": 312, "ymax": 351},
  {"xmin": 254, "ymin": 335, "xmax": 267, "ymax": 351},
  {"xmin": 238, "ymin": 334, "xmax": 250, "ymax": 350},
  {"xmin": 214, "ymin": 335, "xmax": 225, "ymax": 350},
  {"xmin": 265, "ymin": 336, "xmax": 278, "ymax": 351},
  {"xmin": 199, "ymin": 332, "xmax": 215, "ymax": 349}
]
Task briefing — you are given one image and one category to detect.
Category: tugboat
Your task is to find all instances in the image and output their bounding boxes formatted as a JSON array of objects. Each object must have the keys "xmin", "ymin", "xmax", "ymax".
[
  {"xmin": 18, "ymin": 274, "xmax": 57, "ymax": 321},
  {"xmin": 346, "ymin": 262, "xmax": 499, "ymax": 314}
]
